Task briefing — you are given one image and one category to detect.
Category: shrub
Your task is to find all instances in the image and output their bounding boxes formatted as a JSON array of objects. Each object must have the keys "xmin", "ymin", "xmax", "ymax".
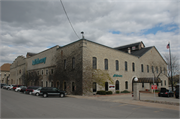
[
  {"xmin": 106, "ymin": 91, "xmax": 112, "ymax": 95},
  {"xmin": 121, "ymin": 90, "xmax": 130, "ymax": 93},
  {"xmin": 96, "ymin": 90, "xmax": 106, "ymax": 95},
  {"xmin": 116, "ymin": 91, "xmax": 120, "ymax": 94}
]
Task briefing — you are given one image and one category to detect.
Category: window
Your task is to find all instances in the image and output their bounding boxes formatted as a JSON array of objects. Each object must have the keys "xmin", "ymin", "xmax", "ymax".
[
  {"xmin": 156, "ymin": 67, "xmax": 158, "ymax": 73},
  {"xmin": 116, "ymin": 60, "xmax": 119, "ymax": 71},
  {"xmin": 152, "ymin": 66, "xmax": 154, "ymax": 73},
  {"xmin": 160, "ymin": 67, "xmax": 162, "ymax": 73},
  {"xmin": 46, "ymin": 70, "xmax": 48, "ymax": 75},
  {"xmin": 41, "ymin": 81, "xmax": 43, "ymax": 87},
  {"xmin": 19, "ymin": 70, "xmax": 21, "ymax": 74},
  {"xmin": 161, "ymin": 81, "xmax": 163, "ymax": 86},
  {"xmin": 125, "ymin": 81, "xmax": 128, "ymax": 89},
  {"xmin": 42, "ymin": 70, "xmax": 43, "ymax": 75},
  {"xmin": 51, "ymin": 69, "xmax": 53, "ymax": 74},
  {"xmin": 93, "ymin": 82, "xmax": 97, "ymax": 92},
  {"xmin": 115, "ymin": 80, "xmax": 119, "ymax": 90},
  {"xmin": 142, "ymin": 82, "xmax": 144, "ymax": 88},
  {"xmin": 64, "ymin": 59, "xmax": 66, "ymax": 70},
  {"xmin": 46, "ymin": 81, "xmax": 48, "ymax": 87},
  {"xmin": 125, "ymin": 61, "xmax": 128, "ymax": 71},
  {"xmin": 72, "ymin": 57, "xmax": 75, "ymax": 69},
  {"xmin": 37, "ymin": 71, "xmax": 39, "ymax": 75},
  {"xmin": 51, "ymin": 82, "xmax": 53, "ymax": 87},
  {"xmin": 132, "ymin": 62, "xmax": 135, "ymax": 72},
  {"xmin": 141, "ymin": 64, "xmax": 144, "ymax": 72},
  {"xmin": 105, "ymin": 82, "xmax": 108, "ymax": 91},
  {"xmin": 64, "ymin": 82, "xmax": 66, "ymax": 91},
  {"xmin": 105, "ymin": 59, "xmax": 108, "ymax": 70},
  {"xmin": 164, "ymin": 67, "xmax": 166, "ymax": 74},
  {"xmin": 164, "ymin": 80, "xmax": 166, "ymax": 86},
  {"xmin": 93, "ymin": 57, "xmax": 97, "ymax": 69},
  {"xmin": 156, "ymin": 82, "xmax": 159, "ymax": 86},
  {"xmin": 4, "ymin": 74, "xmax": 6, "ymax": 76},
  {"xmin": 72, "ymin": 82, "xmax": 75, "ymax": 91},
  {"xmin": 147, "ymin": 65, "xmax": 149, "ymax": 73}
]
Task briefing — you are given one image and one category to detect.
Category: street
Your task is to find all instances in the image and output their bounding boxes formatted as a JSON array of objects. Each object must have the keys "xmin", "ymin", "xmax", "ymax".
[{"xmin": 0, "ymin": 89, "xmax": 179, "ymax": 118}]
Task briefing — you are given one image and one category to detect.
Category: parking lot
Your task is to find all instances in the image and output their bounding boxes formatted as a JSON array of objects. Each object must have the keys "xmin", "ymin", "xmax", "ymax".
[{"xmin": 1, "ymin": 88, "xmax": 179, "ymax": 118}]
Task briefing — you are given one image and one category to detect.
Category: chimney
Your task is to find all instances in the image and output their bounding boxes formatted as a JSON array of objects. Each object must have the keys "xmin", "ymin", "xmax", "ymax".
[{"xmin": 128, "ymin": 48, "xmax": 131, "ymax": 54}]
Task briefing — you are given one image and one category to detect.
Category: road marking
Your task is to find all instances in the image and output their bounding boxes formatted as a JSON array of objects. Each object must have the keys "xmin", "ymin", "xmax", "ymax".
[
  {"xmin": 119, "ymin": 104, "xmax": 128, "ymax": 106},
  {"xmin": 154, "ymin": 109, "xmax": 164, "ymax": 113},
  {"xmin": 133, "ymin": 107, "xmax": 142, "ymax": 110}
]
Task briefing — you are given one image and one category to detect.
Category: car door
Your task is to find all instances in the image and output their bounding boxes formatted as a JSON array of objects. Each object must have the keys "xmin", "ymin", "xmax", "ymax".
[{"xmin": 52, "ymin": 88, "xmax": 60, "ymax": 96}]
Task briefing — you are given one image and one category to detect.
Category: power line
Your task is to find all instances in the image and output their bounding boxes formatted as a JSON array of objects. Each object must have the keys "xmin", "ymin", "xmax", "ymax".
[{"xmin": 60, "ymin": 0, "xmax": 80, "ymax": 39}]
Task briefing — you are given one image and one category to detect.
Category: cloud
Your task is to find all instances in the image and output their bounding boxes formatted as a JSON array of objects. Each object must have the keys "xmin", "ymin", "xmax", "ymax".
[{"xmin": 0, "ymin": 0, "xmax": 179, "ymax": 66}]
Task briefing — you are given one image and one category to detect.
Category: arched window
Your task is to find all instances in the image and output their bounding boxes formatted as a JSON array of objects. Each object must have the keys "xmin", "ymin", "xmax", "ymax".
[
  {"xmin": 105, "ymin": 59, "xmax": 108, "ymax": 70},
  {"xmin": 125, "ymin": 61, "xmax": 128, "ymax": 71},
  {"xmin": 125, "ymin": 81, "xmax": 128, "ymax": 89},
  {"xmin": 115, "ymin": 80, "xmax": 119, "ymax": 90},
  {"xmin": 105, "ymin": 82, "xmax": 108, "ymax": 91},
  {"xmin": 72, "ymin": 57, "xmax": 75, "ymax": 69},
  {"xmin": 72, "ymin": 82, "xmax": 75, "ymax": 91},
  {"xmin": 132, "ymin": 62, "xmax": 135, "ymax": 72},
  {"xmin": 116, "ymin": 60, "xmax": 119, "ymax": 71},
  {"xmin": 141, "ymin": 64, "xmax": 144, "ymax": 72},
  {"xmin": 93, "ymin": 82, "xmax": 97, "ymax": 92},
  {"xmin": 92, "ymin": 57, "xmax": 97, "ymax": 69}
]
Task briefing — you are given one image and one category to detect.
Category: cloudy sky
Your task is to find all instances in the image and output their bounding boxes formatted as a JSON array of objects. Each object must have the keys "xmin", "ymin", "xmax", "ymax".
[{"xmin": 1, "ymin": 0, "xmax": 179, "ymax": 66}]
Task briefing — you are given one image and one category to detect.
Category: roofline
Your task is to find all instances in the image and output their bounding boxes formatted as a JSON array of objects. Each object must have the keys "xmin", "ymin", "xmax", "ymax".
[
  {"xmin": 114, "ymin": 41, "xmax": 145, "ymax": 49},
  {"xmin": 57, "ymin": 39, "xmax": 139, "ymax": 58},
  {"xmin": 26, "ymin": 45, "xmax": 59, "ymax": 59}
]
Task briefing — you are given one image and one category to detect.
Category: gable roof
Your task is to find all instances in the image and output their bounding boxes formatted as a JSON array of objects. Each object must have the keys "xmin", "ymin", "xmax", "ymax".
[
  {"xmin": 131, "ymin": 46, "xmax": 153, "ymax": 57},
  {"xmin": 0, "ymin": 63, "xmax": 11, "ymax": 71},
  {"xmin": 114, "ymin": 41, "xmax": 145, "ymax": 50}
]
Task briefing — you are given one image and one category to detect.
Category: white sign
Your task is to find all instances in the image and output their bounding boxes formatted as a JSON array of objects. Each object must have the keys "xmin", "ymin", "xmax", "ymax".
[{"xmin": 109, "ymin": 85, "xmax": 115, "ymax": 89}]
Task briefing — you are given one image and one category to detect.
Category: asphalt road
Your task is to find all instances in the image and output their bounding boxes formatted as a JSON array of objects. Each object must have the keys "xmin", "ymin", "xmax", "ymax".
[{"xmin": 0, "ymin": 89, "xmax": 179, "ymax": 118}]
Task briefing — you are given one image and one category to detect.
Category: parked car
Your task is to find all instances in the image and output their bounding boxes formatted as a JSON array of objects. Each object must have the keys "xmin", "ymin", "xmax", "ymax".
[
  {"xmin": 7, "ymin": 85, "xmax": 15, "ymax": 90},
  {"xmin": 158, "ymin": 88, "xmax": 174, "ymax": 97},
  {"xmin": 40, "ymin": 87, "xmax": 66, "ymax": 98},
  {"xmin": 15, "ymin": 86, "xmax": 27, "ymax": 92},
  {"xmin": 175, "ymin": 88, "xmax": 179, "ymax": 99},
  {"xmin": 2, "ymin": 84, "xmax": 10, "ymax": 89},
  {"xmin": 1, "ymin": 83, "xmax": 6, "ymax": 88},
  {"xmin": 13, "ymin": 85, "xmax": 23, "ymax": 90},
  {"xmin": 25, "ymin": 86, "xmax": 41, "ymax": 94},
  {"xmin": 32, "ymin": 87, "xmax": 42, "ymax": 96},
  {"xmin": 20, "ymin": 86, "xmax": 27, "ymax": 93}
]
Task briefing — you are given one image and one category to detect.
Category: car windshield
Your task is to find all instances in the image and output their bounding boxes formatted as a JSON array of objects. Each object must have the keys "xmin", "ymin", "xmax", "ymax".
[{"xmin": 37, "ymin": 87, "xmax": 42, "ymax": 90}]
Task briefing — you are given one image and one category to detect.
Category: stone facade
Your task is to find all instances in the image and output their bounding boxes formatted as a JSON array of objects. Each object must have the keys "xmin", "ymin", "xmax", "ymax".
[{"xmin": 9, "ymin": 39, "xmax": 168, "ymax": 95}]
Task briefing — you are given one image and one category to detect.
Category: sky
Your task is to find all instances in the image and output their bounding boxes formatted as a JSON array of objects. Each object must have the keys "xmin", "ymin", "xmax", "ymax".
[{"xmin": 0, "ymin": 0, "xmax": 180, "ymax": 67}]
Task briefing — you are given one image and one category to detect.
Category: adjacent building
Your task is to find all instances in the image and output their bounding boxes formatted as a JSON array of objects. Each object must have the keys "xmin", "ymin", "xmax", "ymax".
[
  {"xmin": 9, "ymin": 39, "xmax": 169, "ymax": 95},
  {"xmin": 0, "ymin": 63, "xmax": 11, "ymax": 84}
]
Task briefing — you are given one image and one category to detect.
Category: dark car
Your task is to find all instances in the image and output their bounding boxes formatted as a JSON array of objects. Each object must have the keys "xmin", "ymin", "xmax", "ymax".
[
  {"xmin": 175, "ymin": 88, "xmax": 179, "ymax": 99},
  {"xmin": 158, "ymin": 88, "xmax": 174, "ymax": 97},
  {"xmin": 20, "ymin": 86, "xmax": 27, "ymax": 93},
  {"xmin": 40, "ymin": 87, "xmax": 66, "ymax": 98},
  {"xmin": 1, "ymin": 83, "xmax": 6, "ymax": 88},
  {"xmin": 25, "ymin": 86, "xmax": 41, "ymax": 94}
]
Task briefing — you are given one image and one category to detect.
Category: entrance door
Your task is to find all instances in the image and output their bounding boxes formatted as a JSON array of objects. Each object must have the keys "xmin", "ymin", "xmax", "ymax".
[
  {"xmin": 105, "ymin": 82, "xmax": 108, "ymax": 91},
  {"xmin": 115, "ymin": 80, "xmax": 119, "ymax": 90},
  {"xmin": 93, "ymin": 82, "xmax": 97, "ymax": 92}
]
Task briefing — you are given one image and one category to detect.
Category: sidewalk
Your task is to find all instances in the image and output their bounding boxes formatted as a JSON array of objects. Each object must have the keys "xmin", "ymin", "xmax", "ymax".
[{"xmin": 67, "ymin": 93, "xmax": 180, "ymax": 111}]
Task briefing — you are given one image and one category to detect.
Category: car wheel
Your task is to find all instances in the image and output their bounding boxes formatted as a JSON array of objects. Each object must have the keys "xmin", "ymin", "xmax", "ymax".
[
  {"xmin": 43, "ymin": 93, "xmax": 48, "ymax": 98},
  {"xmin": 158, "ymin": 94, "xmax": 161, "ymax": 97},
  {"xmin": 29, "ymin": 92, "xmax": 32, "ymax": 95},
  {"xmin": 59, "ymin": 93, "xmax": 64, "ymax": 98},
  {"xmin": 35, "ymin": 93, "xmax": 39, "ymax": 96},
  {"xmin": 24, "ymin": 91, "xmax": 26, "ymax": 94},
  {"xmin": 168, "ymin": 94, "xmax": 169, "ymax": 97}
]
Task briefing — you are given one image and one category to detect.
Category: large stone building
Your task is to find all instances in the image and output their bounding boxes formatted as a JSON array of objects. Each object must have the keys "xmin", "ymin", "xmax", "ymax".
[
  {"xmin": 0, "ymin": 63, "xmax": 11, "ymax": 84},
  {"xmin": 9, "ymin": 39, "xmax": 168, "ymax": 95}
]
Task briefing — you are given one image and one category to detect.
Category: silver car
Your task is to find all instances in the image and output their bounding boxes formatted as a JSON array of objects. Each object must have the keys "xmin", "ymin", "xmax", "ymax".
[{"xmin": 32, "ymin": 87, "xmax": 42, "ymax": 96}]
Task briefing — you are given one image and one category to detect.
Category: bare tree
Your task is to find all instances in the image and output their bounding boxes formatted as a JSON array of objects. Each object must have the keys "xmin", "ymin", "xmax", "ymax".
[{"xmin": 163, "ymin": 53, "xmax": 180, "ymax": 87}]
